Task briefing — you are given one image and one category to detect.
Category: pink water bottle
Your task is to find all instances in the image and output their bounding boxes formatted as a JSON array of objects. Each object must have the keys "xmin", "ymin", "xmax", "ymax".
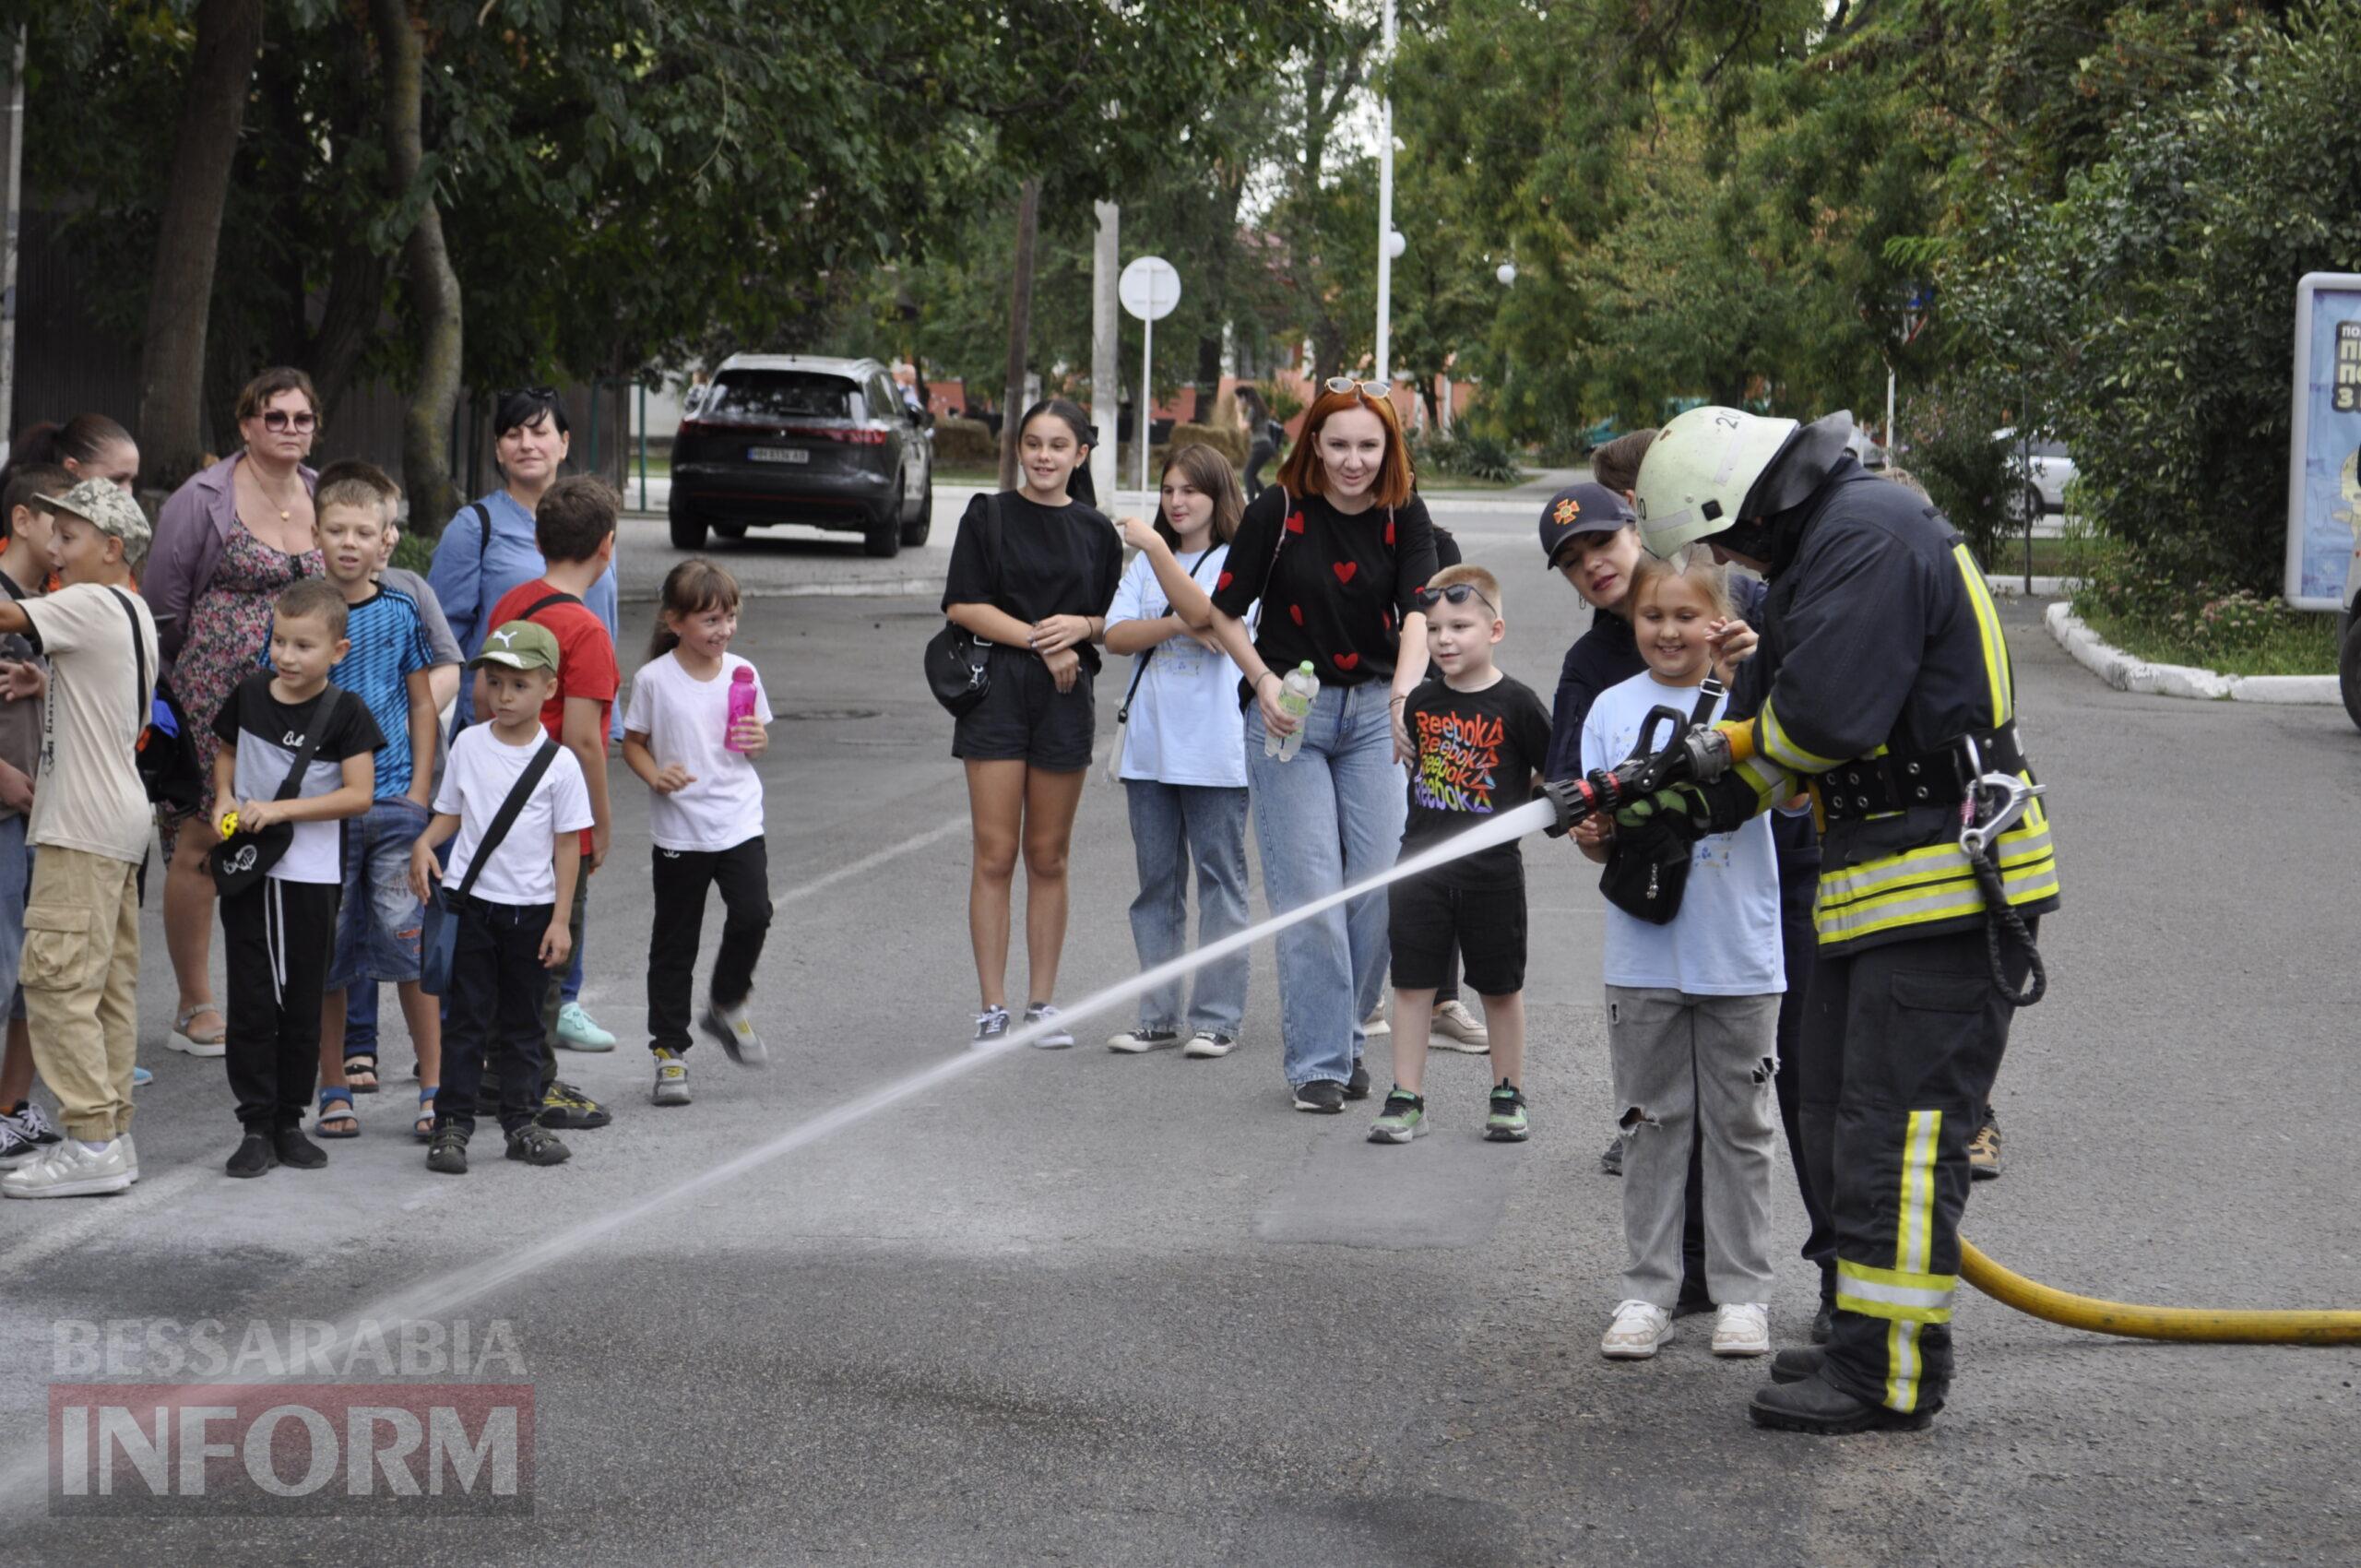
[{"xmin": 724, "ymin": 666, "xmax": 759, "ymax": 753}]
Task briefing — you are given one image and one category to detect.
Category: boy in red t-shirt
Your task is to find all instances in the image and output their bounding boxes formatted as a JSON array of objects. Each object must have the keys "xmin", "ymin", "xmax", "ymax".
[{"xmin": 480, "ymin": 477, "xmax": 620, "ymax": 1129}]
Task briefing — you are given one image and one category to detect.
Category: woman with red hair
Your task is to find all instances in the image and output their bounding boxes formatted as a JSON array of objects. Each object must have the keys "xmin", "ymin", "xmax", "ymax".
[{"xmin": 1208, "ymin": 380, "xmax": 1439, "ymax": 1112}]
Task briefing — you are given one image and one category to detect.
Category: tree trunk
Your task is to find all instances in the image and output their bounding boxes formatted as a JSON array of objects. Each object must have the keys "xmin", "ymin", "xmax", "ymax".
[
  {"xmin": 135, "ymin": 0, "xmax": 264, "ymax": 492},
  {"xmin": 996, "ymin": 177, "xmax": 1040, "ymax": 492},
  {"xmin": 371, "ymin": 0, "xmax": 463, "ymax": 531}
]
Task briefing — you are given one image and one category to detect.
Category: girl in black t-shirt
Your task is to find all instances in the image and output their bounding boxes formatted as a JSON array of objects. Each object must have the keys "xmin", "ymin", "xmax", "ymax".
[
  {"xmin": 1207, "ymin": 381, "xmax": 1439, "ymax": 1111},
  {"xmin": 942, "ymin": 398, "xmax": 1122, "ymax": 1050}
]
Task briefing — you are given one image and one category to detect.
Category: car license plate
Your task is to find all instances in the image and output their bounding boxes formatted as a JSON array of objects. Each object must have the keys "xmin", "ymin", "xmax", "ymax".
[{"xmin": 748, "ymin": 446, "xmax": 809, "ymax": 464}]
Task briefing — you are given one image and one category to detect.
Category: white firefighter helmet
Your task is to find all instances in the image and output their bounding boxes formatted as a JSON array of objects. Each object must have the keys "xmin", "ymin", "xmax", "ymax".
[{"xmin": 1631, "ymin": 406, "xmax": 1801, "ymax": 558}]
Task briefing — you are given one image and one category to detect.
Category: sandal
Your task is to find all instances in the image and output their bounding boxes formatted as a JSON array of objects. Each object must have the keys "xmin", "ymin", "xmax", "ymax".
[
  {"xmin": 345, "ymin": 1053, "xmax": 379, "ymax": 1094},
  {"xmin": 413, "ymin": 1087, "xmax": 438, "ymax": 1143},
  {"xmin": 167, "ymin": 1005, "xmax": 228, "ymax": 1059},
  {"xmin": 315, "ymin": 1087, "xmax": 360, "ymax": 1139}
]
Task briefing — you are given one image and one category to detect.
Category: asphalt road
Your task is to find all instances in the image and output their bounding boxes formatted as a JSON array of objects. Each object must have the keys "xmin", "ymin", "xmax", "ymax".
[{"xmin": 4, "ymin": 494, "xmax": 2357, "ymax": 1565}]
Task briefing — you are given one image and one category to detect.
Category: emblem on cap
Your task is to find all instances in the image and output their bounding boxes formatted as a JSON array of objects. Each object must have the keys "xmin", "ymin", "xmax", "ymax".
[{"xmin": 1553, "ymin": 498, "xmax": 1580, "ymax": 525}]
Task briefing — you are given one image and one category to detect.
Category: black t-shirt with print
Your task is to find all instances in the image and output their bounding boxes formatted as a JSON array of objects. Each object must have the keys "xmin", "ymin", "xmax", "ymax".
[
  {"xmin": 1209, "ymin": 486, "xmax": 1442, "ymax": 697},
  {"xmin": 1399, "ymin": 671, "xmax": 1553, "ymax": 886},
  {"xmin": 941, "ymin": 491, "xmax": 1125, "ymax": 676}
]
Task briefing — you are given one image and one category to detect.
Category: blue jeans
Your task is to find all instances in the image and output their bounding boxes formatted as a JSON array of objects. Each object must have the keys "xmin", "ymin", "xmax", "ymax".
[
  {"xmin": 1244, "ymin": 681, "xmax": 1406, "ymax": 1087},
  {"xmin": 0, "ymin": 813, "xmax": 30, "ymax": 1020},
  {"xmin": 1123, "ymin": 781, "xmax": 1251, "ymax": 1035},
  {"xmin": 328, "ymin": 798, "xmax": 432, "ymax": 989}
]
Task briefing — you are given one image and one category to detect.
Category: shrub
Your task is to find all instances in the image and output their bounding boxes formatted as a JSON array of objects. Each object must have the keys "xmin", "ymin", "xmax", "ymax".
[
  {"xmin": 1169, "ymin": 421, "xmax": 1246, "ymax": 466},
  {"xmin": 1904, "ymin": 381, "xmax": 2013, "ymax": 567},
  {"xmin": 931, "ymin": 416, "xmax": 997, "ymax": 469},
  {"xmin": 1413, "ymin": 430, "xmax": 1522, "ymax": 484}
]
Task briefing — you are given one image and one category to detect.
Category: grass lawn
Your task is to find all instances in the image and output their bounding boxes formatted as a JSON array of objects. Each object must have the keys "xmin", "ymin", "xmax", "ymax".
[{"xmin": 2071, "ymin": 601, "xmax": 2340, "ymax": 678}]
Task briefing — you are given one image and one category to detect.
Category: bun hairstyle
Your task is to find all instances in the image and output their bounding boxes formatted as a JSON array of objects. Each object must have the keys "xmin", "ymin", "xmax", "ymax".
[
  {"xmin": 1154, "ymin": 444, "xmax": 1244, "ymax": 550},
  {"xmin": 11, "ymin": 413, "xmax": 134, "ymax": 472},
  {"xmin": 1275, "ymin": 385, "xmax": 1415, "ymax": 509},
  {"xmin": 649, "ymin": 557, "xmax": 743, "ymax": 659},
  {"xmin": 1629, "ymin": 542, "xmax": 1737, "ymax": 621}
]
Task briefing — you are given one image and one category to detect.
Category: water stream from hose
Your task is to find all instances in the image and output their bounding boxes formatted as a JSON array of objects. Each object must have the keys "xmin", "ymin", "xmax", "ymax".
[{"xmin": 0, "ymin": 797, "xmax": 1562, "ymax": 1508}]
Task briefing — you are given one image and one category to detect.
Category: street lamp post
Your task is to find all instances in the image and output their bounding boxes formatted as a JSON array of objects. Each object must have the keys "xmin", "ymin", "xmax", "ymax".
[{"xmin": 1374, "ymin": 0, "xmax": 1396, "ymax": 384}]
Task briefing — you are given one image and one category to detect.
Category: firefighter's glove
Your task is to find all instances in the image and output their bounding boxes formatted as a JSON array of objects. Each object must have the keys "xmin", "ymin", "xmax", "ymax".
[{"xmin": 1613, "ymin": 787, "xmax": 1709, "ymax": 839}]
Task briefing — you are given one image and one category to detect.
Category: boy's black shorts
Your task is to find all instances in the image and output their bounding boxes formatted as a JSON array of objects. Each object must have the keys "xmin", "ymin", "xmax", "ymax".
[
  {"xmin": 953, "ymin": 647, "xmax": 1096, "ymax": 772},
  {"xmin": 1388, "ymin": 872, "xmax": 1527, "ymax": 995}
]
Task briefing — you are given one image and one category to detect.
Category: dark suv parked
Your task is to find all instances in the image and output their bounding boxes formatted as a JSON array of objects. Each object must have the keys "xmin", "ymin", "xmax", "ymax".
[{"xmin": 669, "ymin": 354, "xmax": 934, "ymax": 556}]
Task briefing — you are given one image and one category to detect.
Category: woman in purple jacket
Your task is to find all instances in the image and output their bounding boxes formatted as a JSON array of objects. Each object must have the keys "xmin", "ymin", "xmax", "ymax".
[{"xmin": 142, "ymin": 367, "xmax": 324, "ymax": 1059}]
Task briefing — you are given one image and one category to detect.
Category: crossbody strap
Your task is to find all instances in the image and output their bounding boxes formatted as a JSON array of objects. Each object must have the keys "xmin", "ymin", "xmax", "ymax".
[
  {"xmin": 516, "ymin": 590, "xmax": 581, "ymax": 623},
  {"xmin": 1116, "ymin": 547, "xmax": 1221, "ymax": 722},
  {"xmin": 106, "ymin": 587, "xmax": 151, "ymax": 742},
  {"xmin": 453, "ymin": 739, "xmax": 561, "ymax": 902},
  {"xmin": 269, "ymin": 687, "xmax": 345, "ymax": 802},
  {"xmin": 472, "ymin": 501, "xmax": 494, "ymax": 556}
]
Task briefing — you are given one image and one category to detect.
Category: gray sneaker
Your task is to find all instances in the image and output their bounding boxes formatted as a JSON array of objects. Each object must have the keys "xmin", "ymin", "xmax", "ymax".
[
  {"xmin": 1023, "ymin": 1003, "xmax": 1074, "ymax": 1049},
  {"xmin": 2, "ymin": 1100, "xmax": 60, "ymax": 1146},
  {"xmin": 701, "ymin": 1000, "xmax": 768, "ymax": 1067},
  {"xmin": 1431, "ymin": 999, "xmax": 1490, "ymax": 1052},
  {"xmin": 651, "ymin": 1049, "xmax": 692, "ymax": 1107},
  {"xmin": 970, "ymin": 1005, "xmax": 1011, "ymax": 1051}
]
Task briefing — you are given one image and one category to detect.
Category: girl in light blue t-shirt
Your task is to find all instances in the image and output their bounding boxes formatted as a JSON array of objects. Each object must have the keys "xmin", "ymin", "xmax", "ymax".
[
  {"xmin": 1575, "ymin": 547, "xmax": 1784, "ymax": 1365},
  {"xmin": 1101, "ymin": 446, "xmax": 1251, "ymax": 1058}
]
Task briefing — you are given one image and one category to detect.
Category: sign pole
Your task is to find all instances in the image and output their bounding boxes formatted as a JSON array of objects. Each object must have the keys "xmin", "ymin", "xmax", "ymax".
[{"xmin": 1139, "ymin": 311, "xmax": 1153, "ymax": 494}]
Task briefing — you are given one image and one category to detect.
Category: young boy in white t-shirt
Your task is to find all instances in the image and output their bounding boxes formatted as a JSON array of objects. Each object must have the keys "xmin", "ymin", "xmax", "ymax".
[{"xmin": 409, "ymin": 620, "xmax": 592, "ymax": 1174}]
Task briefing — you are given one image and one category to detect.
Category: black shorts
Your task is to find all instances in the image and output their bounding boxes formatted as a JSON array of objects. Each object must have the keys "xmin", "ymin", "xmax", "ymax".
[
  {"xmin": 1388, "ymin": 872, "xmax": 1527, "ymax": 995},
  {"xmin": 952, "ymin": 647, "xmax": 1096, "ymax": 771}
]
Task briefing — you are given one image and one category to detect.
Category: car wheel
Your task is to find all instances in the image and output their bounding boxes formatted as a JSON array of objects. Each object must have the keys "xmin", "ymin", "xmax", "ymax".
[
  {"xmin": 900, "ymin": 470, "xmax": 933, "ymax": 548},
  {"xmin": 714, "ymin": 523, "xmax": 748, "ymax": 540},
  {"xmin": 2340, "ymin": 610, "xmax": 2361, "ymax": 732},
  {"xmin": 669, "ymin": 507, "xmax": 707, "ymax": 551},
  {"xmin": 862, "ymin": 505, "xmax": 900, "ymax": 558}
]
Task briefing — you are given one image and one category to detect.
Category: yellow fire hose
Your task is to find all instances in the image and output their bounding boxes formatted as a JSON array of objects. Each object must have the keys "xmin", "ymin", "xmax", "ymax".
[{"xmin": 1961, "ymin": 1240, "xmax": 2361, "ymax": 1345}]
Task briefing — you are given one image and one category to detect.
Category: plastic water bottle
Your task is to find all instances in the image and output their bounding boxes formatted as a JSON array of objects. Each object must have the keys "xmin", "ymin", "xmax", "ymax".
[
  {"xmin": 1265, "ymin": 661, "xmax": 1318, "ymax": 762},
  {"xmin": 724, "ymin": 666, "xmax": 759, "ymax": 753}
]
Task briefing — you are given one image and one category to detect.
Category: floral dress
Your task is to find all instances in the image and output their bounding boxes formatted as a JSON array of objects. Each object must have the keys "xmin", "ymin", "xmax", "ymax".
[{"xmin": 158, "ymin": 522, "xmax": 323, "ymax": 856}]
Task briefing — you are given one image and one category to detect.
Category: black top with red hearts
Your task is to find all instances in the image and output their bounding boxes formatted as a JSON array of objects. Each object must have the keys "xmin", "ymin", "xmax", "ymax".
[{"xmin": 1209, "ymin": 486, "xmax": 1440, "ymax": 701}]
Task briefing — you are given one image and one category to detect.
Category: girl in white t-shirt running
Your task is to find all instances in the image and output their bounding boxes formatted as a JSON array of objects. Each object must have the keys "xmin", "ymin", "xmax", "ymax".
[
  {"xmin": 622, "ymin": 560, "xmax": 774, "ymax": 1108},
  {"xmin": 1574, "ymin": 546, "xmax": 1783, "ymax": 1364},
  {"xmin": 1101, "ymin": 445, "xmax": 1252, "ymax": 1058}
]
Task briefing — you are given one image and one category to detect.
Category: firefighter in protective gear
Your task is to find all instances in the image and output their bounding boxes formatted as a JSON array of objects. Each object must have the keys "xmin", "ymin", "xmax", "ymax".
[{"xmin": 1632, "ymin": 406, "xmax": 2059, "ymax": 1433}]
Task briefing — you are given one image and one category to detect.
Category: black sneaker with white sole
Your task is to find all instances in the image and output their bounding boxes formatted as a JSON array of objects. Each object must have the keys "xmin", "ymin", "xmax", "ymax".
[
  {"xmin": 1182, "ymin": 1030, "xmax": 1237, "ymax": 1059},
  {"xmin": 1292, "ymin": 1080, "xmax": 1347, "ymax": 1114},
  {"xmin": 1107, "ymin": 1027, "xmax": 1181, "ymax": 1053},
  {"xmin": 1344, "ymin": 1060, "xmax": 1371, "ymax": 1101}
]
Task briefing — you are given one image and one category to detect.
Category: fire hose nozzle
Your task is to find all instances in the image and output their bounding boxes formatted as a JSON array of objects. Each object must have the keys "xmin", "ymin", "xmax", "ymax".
[{"xmin": 1539, "ymin": 778, "xmax": 1593, "ymax": 837}]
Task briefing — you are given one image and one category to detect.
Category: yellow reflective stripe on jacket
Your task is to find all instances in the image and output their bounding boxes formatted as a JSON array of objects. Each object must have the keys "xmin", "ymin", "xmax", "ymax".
[
  {"xmin": 1814, "ymin": 857, "xmax": 2060, "ymax": 944},
  {"xmin": 1816, "ymin": 816, "xmax": 2055, "ymax": 910},
  {"xmin": 1952, "ymin": 543, "xmax": 2014, "ymax": 728},
  {"xmin": 1733, "ymin": 754, "xmax": 1798, "ymax": 815},
  {"xmin": 1755, "ymin": 697, "xmax": 1847, "ymax": 776}
]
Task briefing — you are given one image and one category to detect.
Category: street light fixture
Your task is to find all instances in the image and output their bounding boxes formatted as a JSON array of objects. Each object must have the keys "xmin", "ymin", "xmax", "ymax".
[
  {"xmin": 1496, "ymin": 261, "xmax": 1517, "ymax": 287},
  {"xmin": 1384, "ymin": 230, "xmax": 1406, "ymax": 261}
]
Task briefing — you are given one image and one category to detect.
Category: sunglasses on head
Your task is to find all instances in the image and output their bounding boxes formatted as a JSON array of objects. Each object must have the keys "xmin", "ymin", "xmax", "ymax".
[
  {"xmin": 1414, "ymin": 582, "xmax": 1498, "ymax": 617},
  {"xmin": 260, "ymin": 409, "xmax": 318, "ymax": 434},
  {"xmin": 504, "ymin": 386, "xmax": 561, "ymax": 404},
  {"xmin": 1323, "ymin": 377, "xmax": 1392, "ymax": 398}
]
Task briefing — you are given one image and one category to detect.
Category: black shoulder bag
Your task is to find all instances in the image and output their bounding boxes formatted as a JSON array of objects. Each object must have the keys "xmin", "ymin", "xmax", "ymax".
[
  {"xmin": 926, "ymin": 494, "xmax": 1002, "ymax": 717},
  {"xmin": 417, "ymin": 738, "xmax": 562, "ymax": 997},
  {"xmin": 1598, "ymin": 679, "xmax": 1726, "ymax": 925},
  {"xmin": 1104, "ymin": 547, "xmax": 1221, "ymax": 782},
  {"xmin": 105, "ymin": 588, "xmax": 202, "ymax": 814},
  {"xmin": 209, "ymin": 686, "xmax": 348, "ymax": 897}
]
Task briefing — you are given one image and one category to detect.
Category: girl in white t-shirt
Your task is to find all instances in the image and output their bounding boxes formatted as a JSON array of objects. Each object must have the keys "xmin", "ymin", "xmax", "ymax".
[
  {"xmin": 1101, "ymin": 445, "xmax": 1251, "ymax": 1058},
  {"xmin": 622, "ymin": 560, "xmax": 774, "ymax": 1107},
  {"xmin": 1574, "ymin": 546, "xmax": 1783, "ymax": 1364}
]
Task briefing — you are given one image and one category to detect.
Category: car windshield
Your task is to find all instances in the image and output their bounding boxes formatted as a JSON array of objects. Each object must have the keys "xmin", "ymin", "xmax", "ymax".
[{"xmin": 705, "ymin": 371, "xmax": 860, "ymax": 423}]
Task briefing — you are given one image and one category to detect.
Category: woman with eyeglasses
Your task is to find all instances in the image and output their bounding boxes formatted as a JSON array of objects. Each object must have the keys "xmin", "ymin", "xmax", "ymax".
[
  {"xmin": 426, "ymin": 386, "xmax": 624, "ymax": 1058},
  {"xmin": 1206, "ymin": 378, "xmax": 1439, "ymax": 1112},
  {"xmin": 147, "ymin": 366, "xmax": 329, "ymax": 1058}
]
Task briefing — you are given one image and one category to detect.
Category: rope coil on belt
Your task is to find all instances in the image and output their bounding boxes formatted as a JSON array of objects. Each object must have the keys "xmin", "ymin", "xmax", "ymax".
[{"xmin": 1968, "ymin": 847, "xmax": 2047, "ymax": 1007}]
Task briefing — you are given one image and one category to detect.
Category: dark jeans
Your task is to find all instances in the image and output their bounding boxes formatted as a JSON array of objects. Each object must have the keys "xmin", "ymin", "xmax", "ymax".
[
  {"xmin": 223, "ymin": 879, "xmax": 342, "ymax": 1133},
  {"xmin": 536, "ymin": 870, "xmax": 591, "ymax": 1091},
  {"xmin": 1801, "ymin": 921, "xmax": 2030, "ymax": 1417},
  {"xmin": 344, "ymin": 980, "xmax": 379, "ymax": 1060},
  {"xmin": 1244, "ymin": 438, "xmax": 1276, "ymax": 500},
  {"xmin": 439, "ymin": 895, "xmax": 557, "ymax": 1136},
  {"xmin": 647, "ymin": 837, "xmax": 772, "ymax": 1053}
]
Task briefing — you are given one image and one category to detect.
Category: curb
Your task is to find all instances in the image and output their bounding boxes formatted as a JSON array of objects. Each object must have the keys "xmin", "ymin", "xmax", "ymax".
[
  {"xmin": 2044, "ymin": 601, "xmax": 2341, "ymax": 705},
  {"xmin": 1985, "ymin": 575, "xmax": 2082, "ymax": 599},
  {"xmin": 621, "ymin": 576, "xmax": 942, "ymax": 605}
]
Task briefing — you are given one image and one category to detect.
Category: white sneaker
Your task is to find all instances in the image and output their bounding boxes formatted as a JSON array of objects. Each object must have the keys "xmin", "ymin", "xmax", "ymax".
[
  {"xmin": 1, "ymin": 1137, "xmax": 134, "ymax": 1198},
  {"xmin": 1106, "ymin": 1026, "xmax": 1182, "ymax": 1053},
  {"xmin": 1360, "ymin": 1007, "xmax": 1391, "ymax": 1039},
  {"xmin": 1023, "ymin": 1004, "xmax": 1074, "ymax": 1049},
  {"xmin": 1431, "ymin": 999, "xmax": 1490, "ymax": 1052},
  {"xmin": 1711, "ymin": 1302, "xmax": 1771, "ymax": 1357},
  {"xmin": 1600, "ymin": 1300, "xmax": 1675, "ymax": 1360},
  {"xmin": 1182, "ymin": 1029, "xmax": 1238, "ymax": 1059},
  {"xmin": 121, "ymin": 1133, "xmax": 139, "ymax": 1184}
]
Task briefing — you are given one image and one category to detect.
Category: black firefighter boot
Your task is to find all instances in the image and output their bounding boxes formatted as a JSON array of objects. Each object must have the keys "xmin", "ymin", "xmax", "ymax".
[{"xmin": 1750, "ymin": 1371, "xmax": 1934, "ymax": 1433}]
